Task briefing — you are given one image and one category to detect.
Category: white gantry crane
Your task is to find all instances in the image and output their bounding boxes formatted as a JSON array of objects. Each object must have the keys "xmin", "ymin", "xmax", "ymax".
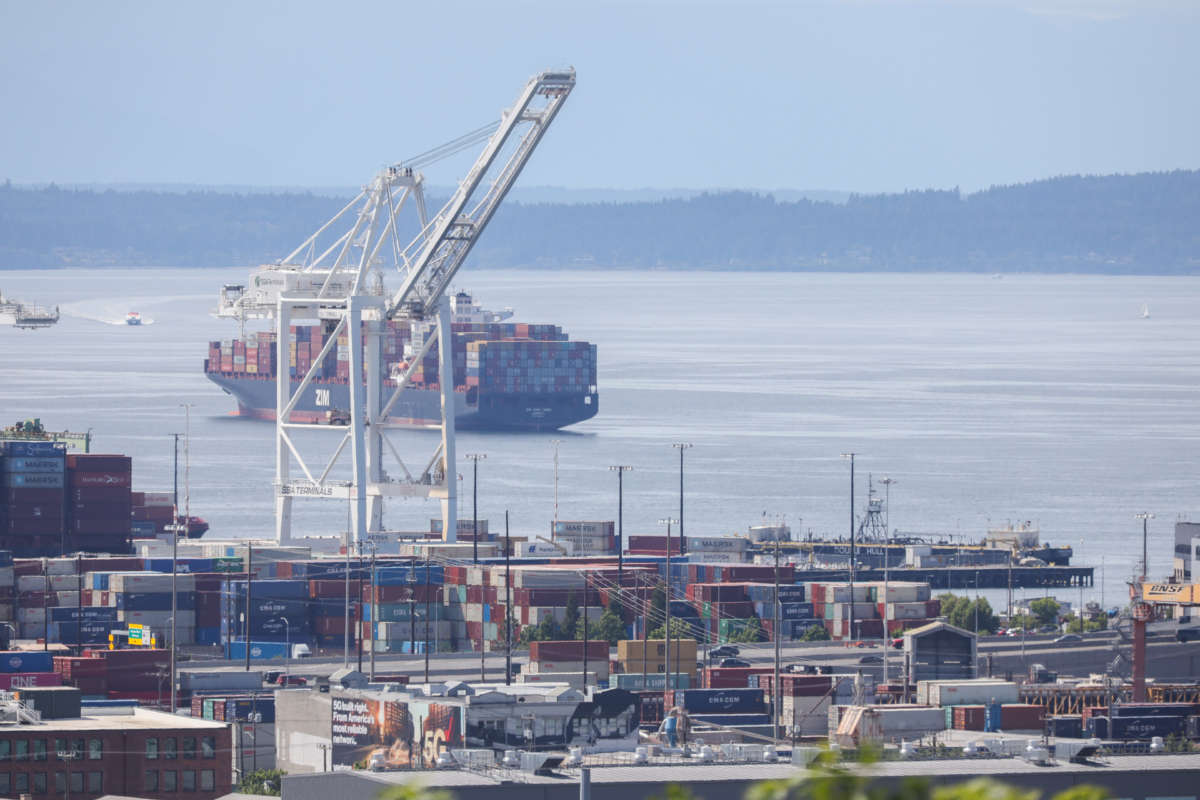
[{"xmin": 216, "ymin": 69, "xmax": 575, "ymax": 547}]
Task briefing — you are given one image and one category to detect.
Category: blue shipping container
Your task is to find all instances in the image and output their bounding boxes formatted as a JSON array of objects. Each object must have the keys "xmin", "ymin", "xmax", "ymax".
[
  {"xmin": 675, "ymin": 689, "xmax": 767, "ymax": 715},
  {"xmin": 0, "ymin": 441, "xmax": 66, "ymax": 457},
  {"xmin": 226, "ymin": 580, "xmax": 307, "ymax": 599},
  {"xmin": 4, "ymin": 472, "xmax": 64, "ymax": 488},
  {"xmin": 225, "ymin": 640, "xmax": 290, "ymax": 660},
  {"xmin": 5, "ymin": 457, "xmax": 65, "ymax": 473},
  {"xmin": 194, "ymin": 627, "xmax": 222, "ymax": 646},
  {"xmin": 49, "ymin": 607, "xmax": 118, "ymax": 623},
  {"xmin": 48, "ymin": 622, "xmax": 110, "ymax": 644},
  {"xmin": 1108, "ymin": 715, "xmax": 1186, "ymax": 739},
  {"xmin": 688, "ymin": 713, "xmax": 772, "ymax": 727},
  {"xmin": 0, "ymin": 651, "xmax": 54, "ymax": 673}
]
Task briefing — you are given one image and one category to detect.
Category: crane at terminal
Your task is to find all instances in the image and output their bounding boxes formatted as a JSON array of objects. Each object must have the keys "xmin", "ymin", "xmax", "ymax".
[{"xmin": 216, "ymin": 69, "xmax": 576, "ymax": 547}]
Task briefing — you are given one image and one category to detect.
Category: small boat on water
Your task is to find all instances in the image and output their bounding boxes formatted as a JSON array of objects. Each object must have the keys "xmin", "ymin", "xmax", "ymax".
[
  {"xmin": 1141, "ymin": 303, "xmax": 1150, "ymax": 319},
  {"xmin": 126, "ymin": 311, "xmax": 142, "ymax": 326}
]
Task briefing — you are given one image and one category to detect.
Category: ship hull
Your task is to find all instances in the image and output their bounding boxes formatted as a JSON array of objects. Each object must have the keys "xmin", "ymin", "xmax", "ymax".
[{"xmin": 205, "ymin": 372, "xmax": 597, "ymax": 431}]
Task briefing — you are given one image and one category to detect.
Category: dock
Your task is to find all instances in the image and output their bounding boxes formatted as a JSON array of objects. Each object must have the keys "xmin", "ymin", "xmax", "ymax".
[{"xmin": 790, "ymin": 564, "xmax": 1093, "ymax": 590}]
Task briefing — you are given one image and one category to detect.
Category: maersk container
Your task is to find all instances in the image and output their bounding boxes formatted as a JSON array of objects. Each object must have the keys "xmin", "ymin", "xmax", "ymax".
[
  {"xmin": 0, "ymin": 651, "xmax": 54, "ymax": 673},
  {"xmin": 0, "ymin": 442, "xmax": 66, "ymax": 457},
  {"xmin": 4, "ymin": 472, "xmax": 64, "ymax": 489},
  {"xmin": 5, "ymin": 457, "xmax": 65, "ymax": 473},
  {"xmin": 674, "ymin": 688, "xmax": 767, "ymax": 715}
]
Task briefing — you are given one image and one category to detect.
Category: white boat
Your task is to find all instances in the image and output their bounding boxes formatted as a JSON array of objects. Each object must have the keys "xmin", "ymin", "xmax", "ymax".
[
  {"xmin": 1141, "ymin": 303, "xmax": 1150, "ymax": 319},
  {"xmin": 126, "ymin": 311, "xmax": 142, "ymax": 326}
]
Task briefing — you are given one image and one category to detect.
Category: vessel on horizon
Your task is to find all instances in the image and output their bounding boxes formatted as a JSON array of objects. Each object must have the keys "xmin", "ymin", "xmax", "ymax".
[{"xmin": 0, "ymin": 289, "xmax": 58, "ymax": 329}]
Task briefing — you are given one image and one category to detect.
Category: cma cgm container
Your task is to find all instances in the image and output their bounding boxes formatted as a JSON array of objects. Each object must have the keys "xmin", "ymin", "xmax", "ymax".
[
  {"xmin": 668, "ymin": 688, "xmax": 767, "ymax": 715},
  {"xmin": 205, "ymin": 293, "xmax": 599, "ymax": 431}
]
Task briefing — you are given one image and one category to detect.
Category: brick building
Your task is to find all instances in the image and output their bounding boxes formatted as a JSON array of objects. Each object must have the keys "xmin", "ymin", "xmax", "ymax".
[{"xmin": 0, "ymin": 705, "xmax": 231, "ymax": 799}]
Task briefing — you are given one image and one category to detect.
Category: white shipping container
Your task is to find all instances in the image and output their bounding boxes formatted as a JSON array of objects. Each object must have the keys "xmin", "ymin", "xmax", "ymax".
[
  {"xmin": 55, "ymin": 591, "xmax": 80, "ymax": 608},
  {"xmin": 117, "ymin": 609, "xmax": 197, "ymax": 627},
  {"xmin": 917, "ymin": 680, "xmax": 1018, "ymax": 707},
  {"xmin": 110, "ymin": 573, "xmax": 196, "ymax": 593},
  {"xmin": 17, "ymin": 575, "xmax": 47, "ymax": 593},
  {"xmin": 782, "ymin": 695, "xmax": 832, "ymax": 736},
  {"xmin": 45, "ymin": 558, "xmax": 76, "ymax": 576},
  {"xmin": 874, "ymin": 706, "xmax": 947, "ymax": 733},
  {"xmin": 525, "ymin": 660, "xmax": 609, "ymax": 679},
  {"xmin": 17, "ymin": 607, "xmax": 45, "ymax": 623},
  {"xmin": 517, "ymin": 671, "xmax": 599, "ymax": 688},
  {"xmin": 881, "ymin": 583, "xmax": 931, "ymax": 603},
  {"xmin": 686, "ymin": 536, "xmax": 748, "ymax": 552},
  {"xmin": 0, "ymin": 603, "xmax": 12, "ymax": 622},
  {"xmin": 888, "ymin": 602, "xmax": 932, "ymax": 620},
  {"xmin": 688, "ymin": 552, "xmax": 741, "ymax": 563}
]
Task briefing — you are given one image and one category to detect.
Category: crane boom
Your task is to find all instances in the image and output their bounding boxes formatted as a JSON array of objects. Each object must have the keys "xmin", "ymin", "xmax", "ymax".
[{"xmin": 388, "ymin": 69, "xmax": 575, "ymax": 319}]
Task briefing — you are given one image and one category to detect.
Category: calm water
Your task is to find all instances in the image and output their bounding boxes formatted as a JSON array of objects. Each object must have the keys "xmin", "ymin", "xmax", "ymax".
[{"xmin": 2, "ymin": 268, "xmax": 1197, "ymax": 608}]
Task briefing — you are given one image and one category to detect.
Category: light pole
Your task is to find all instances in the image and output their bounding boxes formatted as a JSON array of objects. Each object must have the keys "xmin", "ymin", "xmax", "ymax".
[
  {"xmin": 840, "ymin": 453, "xmax": 857, "ymax": 642},
  {"xmin": 1135, "ymin": 512, "xmax": 1154, "ymax": 583},
  {"xmin": 552, "ymin": 440, "xmax": 562, "ymax": 523},
  {"xmin": 671, "ymin": 442, "xmax": 691, "ymax": 546},
  {"xmin": 609, "ymin": 466, "xmax": 632, "ymax": 606},
  {"xmin": 343, "ymin": 481, "xmax": 353, "ymax": 668},
  {"xmin": 505, "ymin": 510, "xmax": 512, "ymax": 686},
  {"xmin": 281, "ymin": 617, "xmax": 290, "ymax": 683},
  {"xmin": 658, "ymin": 517, "xmax": 678, "ymax": 689},
  {"xmin": 878, "ymin": 475, "xmax": 895, "ymax": 681},
  {"xmin": 465, "ymin": 454, "xmax": 486, "ymax": 563},
  {"xmin": 359, "ymin": 540, "xmax": 377, "ymax": 681}
]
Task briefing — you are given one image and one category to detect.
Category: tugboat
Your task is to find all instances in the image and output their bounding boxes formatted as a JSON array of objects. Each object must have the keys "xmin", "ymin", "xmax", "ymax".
[{"xmin": 125, "ymin": 311, "xmax": 142, "ymax": 326}]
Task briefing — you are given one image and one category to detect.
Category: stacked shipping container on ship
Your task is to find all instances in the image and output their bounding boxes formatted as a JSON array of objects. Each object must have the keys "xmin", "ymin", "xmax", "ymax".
[
  {"xmin": 0, "ymin": 441, "xmax": 66, "ymax": 556},
  {"xmin": 204, "ymin": 298, "xmax": 599, "ymax": 431},
  {"xmin": 66, "ymin": 453, "xmax": 132, "ymax": 553}
]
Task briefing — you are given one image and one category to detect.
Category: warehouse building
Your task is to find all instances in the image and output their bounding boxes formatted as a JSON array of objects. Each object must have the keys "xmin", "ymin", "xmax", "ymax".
[{"xmin": 0, "ymin": 692, "xmax": 232, "ymax": 800}]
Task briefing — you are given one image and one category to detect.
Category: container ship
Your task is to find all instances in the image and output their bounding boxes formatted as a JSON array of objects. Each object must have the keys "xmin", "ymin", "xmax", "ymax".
[{"xmin": 204, "ymin": 292, "xmax": 598, "ymax": 431}]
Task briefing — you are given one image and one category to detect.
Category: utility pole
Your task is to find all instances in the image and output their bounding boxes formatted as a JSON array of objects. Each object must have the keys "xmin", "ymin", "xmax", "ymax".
[
  {"xmin": 170, "ymin": 430, "xmax": 182, "ymax": 711},
  {"xmin": 505, "ymin": 510, "xmax": 512, "ymax": 686},
  {"xmin": 367, "ymin": 541, "xmax": 377, "ymax": 681},
  {"xmin": 552, "ymin": 439, "xmax": 562, "ymax": 523},
  {"xmin": 841, "ymin": 453, "xmax": 856, "ymax": 642},
  {"xmin": 609, "ymin": 466, "xmax": 632, "ymax": 608},
  {"xmin": 343, "ymin": 482, "xmax": 352, "ymax": 667},
  {"xmin": 244, "ymin": 541, "xmax": 253, "ymax": 671},
  {"xmin": 773, "ymin": 537, "xmax": 782, "ymax": 741},
  {"xmin": 1136, "ymin": 512, "xmax": 1154, "ymax": 583},
  {"xmin": 466, "ymin": 453, "xmax": 486, "ymax": 564},
  {"xmin": 879, "ymin": 476, "xmax": 895, "ymax": 683},
  {"xmin": 583, "ymin": 573, "xmax": 590, "ymax": 688},
  {"xmin": 658, "ymin": 517, "xmax": 678, "ymax": 689}
]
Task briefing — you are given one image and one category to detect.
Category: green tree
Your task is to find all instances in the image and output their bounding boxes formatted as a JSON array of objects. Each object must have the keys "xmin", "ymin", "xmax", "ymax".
[
  {"xmin": 1029, "ymin": 597, "xmax": 1061, "ymax": 628},
  {"xmin": 563, "ymin": 591, "xmax": 580, "ymax": 637},
  {"xmin": 729, "ymin": 616, "xmax": 766, "ymax": 643},
  {"xmin": 237, "ymin": 769, "xmax": 285, "ymax": 796},
  {"xmin": 1066, "ymin": 616, "xmax": 1107, "ymax": 634},
  {"xmin": 650, "ymin": 617, "xmax": 694, "ymax": 641},
  {"xmin": 377, "ymin": 782, "xmax": 455, "ymax": 800},
  {"xmin": 801, "ymin": 625, "xmax": 831, "ymax": 642},
  {"xmin": 579, "ymin": 605, "xmax": 626, "ymax": 646},
  {"xmin": 938, "ymin": 594, "xmax": 1000, "ymax": 634}
]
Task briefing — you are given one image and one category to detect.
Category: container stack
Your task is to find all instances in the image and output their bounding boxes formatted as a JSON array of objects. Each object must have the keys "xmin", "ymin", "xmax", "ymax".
[
  {"xmin": 0, "ymin": 551, "xmax": 13, "ymax": 629},
  {"xmin": 806, "ymin": 581, "xmax": 939, "ymax": 640},
  {"xmin": 0, "ymin": 441, "xmax": 66, "ymax": 556},
  {"xmin": 80, "ymin": 647, "xmax": 171, "ymax": 703},
  {"xmin": 467, "ymin": 339, "xmax": 596, "ymax": 395},
  {"xmin": 0, "ymin": 650, "xmax": 60, "ymax": 691},
  {"xmin": 130, "ymin": 491, "xmax": 174, "ymax": 537},
  {"xmin": 81, "ymin": 571, "xmax": 198, "ymax": 646},
  {"xmin": 551, "ymin": 521, "xmax": 617, "ymax": 556},
  {"xmin": 66, "ymin": 453, "xmax": 132, "ymax": 552},
  {"xmin": 360, "ymin": 564, "xmax": 451, "ymax": 654},
  {"xmin": 616, "ymin": 638, "xmax": 698, "ymax": 682},
  {"xmin": 221, "ymin": 578, "xmax": 313, "ymax": 651},
  {"xmin": 520, "ymin": 640, "xmax": 611, "ymax": 688}
]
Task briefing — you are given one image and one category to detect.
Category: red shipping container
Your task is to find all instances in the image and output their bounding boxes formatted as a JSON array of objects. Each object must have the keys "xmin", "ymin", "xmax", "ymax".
[
  {"xmin": 4, "ymin": 502, "xmax": 64, "ymax": 520},
  {"xmin": 71, "ymin": 519, "xmax": 131, "ymax": 535},
  {"xmin": 0, "ymin": 672, "xmax": 62, "ymax": 689},
  {"xmin": 70, "ymin": 472, "xmax": 132, "ymax": 489},
  {"xmin": 5, "ymin": 517, "xmax": 61, "ymax": 534},
  {"xmin": 5, "ymin": 488, "xmax": 64, "ymax": 505},
  {"xmin": 953, "ymin": 705, "xmax": 986, "ymax": 731},
  {"xmin": 529, "ymin": 640, "xmax": 609, "ymax": 662},
  {"xmin": 1001, "ymin": 704, "xmax": 1046, "ymax": 730}
]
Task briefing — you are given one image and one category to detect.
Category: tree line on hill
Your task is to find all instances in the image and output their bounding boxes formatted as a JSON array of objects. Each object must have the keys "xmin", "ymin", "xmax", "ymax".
[{"xmin": 2, "ymin": 170, "xmax": 1198, "ymax": 272}]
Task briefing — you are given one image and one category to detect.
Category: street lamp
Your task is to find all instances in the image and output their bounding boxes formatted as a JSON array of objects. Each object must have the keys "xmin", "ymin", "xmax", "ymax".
[
  {"xmin": 840, "ymin": 453, "xmax": 856, "ymax": 642},
  {"xmin": 609, "ymin": 466, "xmax": 633, "ymax": 605},
  {"xmin": 465, "ymin": 454, "xmax": 486, "ymax": 564},
  {"xmin": 658, "ymin": 517, "xmax": 678, "ymax": 689},
  {"xmin": 671, "ymin": 443, "xmax": 691, "ymax": 544},
  {"xmin": 1135, "ymin": 512, "xmax": 1155, "ymax": 583},
  {"xmin": 281, "ymin": 617, "xmax": 290, "ymax": 683},
  {"xmin": 358, "ymin": 539, "xmax": 378, "ymax": 681}
]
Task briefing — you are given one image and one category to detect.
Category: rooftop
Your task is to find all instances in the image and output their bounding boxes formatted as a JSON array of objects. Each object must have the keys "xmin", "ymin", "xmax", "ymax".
[{"xmin": 0, "ymin": 707, "xmax": 226, "ymax": 732}]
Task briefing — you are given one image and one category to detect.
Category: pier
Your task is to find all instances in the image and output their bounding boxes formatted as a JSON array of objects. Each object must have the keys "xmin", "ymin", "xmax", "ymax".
[{"xmin": 791, "ymin": 564, "xmax": 1093, "ymax": 590}]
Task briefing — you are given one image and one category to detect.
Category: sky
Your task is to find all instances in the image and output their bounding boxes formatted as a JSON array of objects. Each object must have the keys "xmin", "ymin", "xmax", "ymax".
[{"xmin": 1, "ymin": 0, "xmax": 1196, "ymax": 194}]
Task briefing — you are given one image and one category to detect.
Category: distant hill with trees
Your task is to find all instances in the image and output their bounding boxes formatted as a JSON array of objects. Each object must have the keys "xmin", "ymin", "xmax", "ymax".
[{"xmin": 2, "ymin": 170, "xmax": 1197, "ymax": 272}]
